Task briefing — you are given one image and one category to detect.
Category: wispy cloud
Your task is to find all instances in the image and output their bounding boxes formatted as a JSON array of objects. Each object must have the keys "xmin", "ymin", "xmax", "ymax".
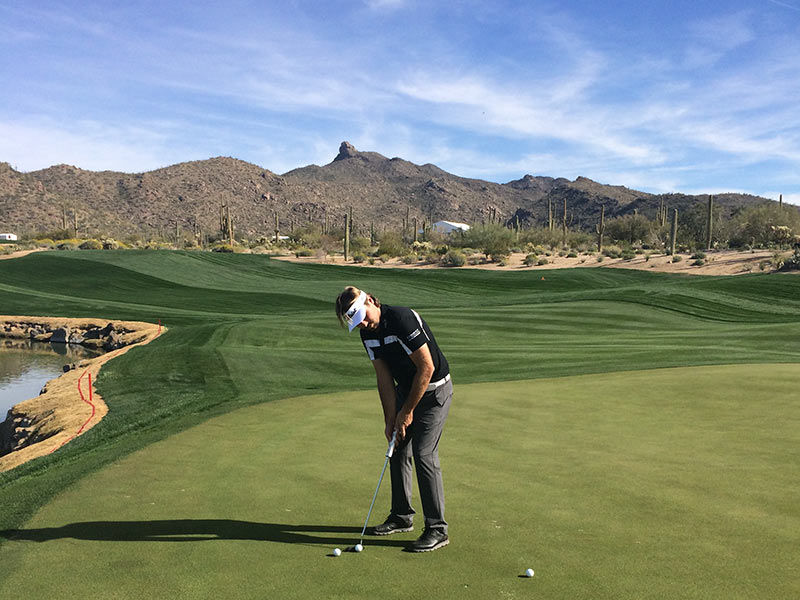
[
  {"xmin": 364, "ymin": 0, "xmax": 406, "ymax": 9},
  {"xmin": 0, "ymin": 119, "xmax": 190, "ymax": 173},
  {"xmin": 766, "ymin": 0, "xmax": 800, "ymax": 11},
  {"xmin": 1, "ymin": 2, "xmax": 798, "ymax": 200}
]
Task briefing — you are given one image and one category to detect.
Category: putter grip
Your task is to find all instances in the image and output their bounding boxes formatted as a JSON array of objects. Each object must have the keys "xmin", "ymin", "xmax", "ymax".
[{"xmin": 386, "ymin": 431, "xmax": 397, "ymax": 458}]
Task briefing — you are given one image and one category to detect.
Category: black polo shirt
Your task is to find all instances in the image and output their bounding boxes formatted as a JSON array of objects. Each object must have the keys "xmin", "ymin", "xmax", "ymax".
[{"xmin": 360, "ymin": 304, "xmax": 449, "ymax": 397}]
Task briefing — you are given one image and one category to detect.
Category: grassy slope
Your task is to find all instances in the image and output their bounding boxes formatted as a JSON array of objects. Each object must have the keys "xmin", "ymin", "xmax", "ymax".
[
  {"xmin": 1, "ymin": 250, "xmax": 799, "ymax": 537},
  {"xmin": 1, "ymin": 366, "xmax": 798, "ymax": 599}
]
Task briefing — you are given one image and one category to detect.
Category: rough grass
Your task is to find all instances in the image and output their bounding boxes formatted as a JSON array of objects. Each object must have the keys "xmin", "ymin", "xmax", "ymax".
[{"xmin": 1, "ymin": 365, "xmax": 798, "ymax": 599}]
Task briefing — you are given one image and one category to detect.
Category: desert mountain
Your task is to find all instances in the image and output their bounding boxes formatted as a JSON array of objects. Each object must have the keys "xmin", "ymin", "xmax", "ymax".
[{"xmin": 0, "ymin": 142, "xmax": 780, "ymax": 240}]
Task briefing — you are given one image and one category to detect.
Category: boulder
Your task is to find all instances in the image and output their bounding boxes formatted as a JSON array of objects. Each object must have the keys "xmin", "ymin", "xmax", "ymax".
[
  {"xmin": 104, "ymin": 331, "xmax": 124, "ymax": 351},
  {"xmin": 50, "ymin": 327, "xmax": 70, "ymax": 344},
  {"xmin": 83, "ymin": 327, "xmax": 102, "ymax": 340},
  {"xmin": 68, "ymin": 331, "xmax": 85, "ymax": 345}
]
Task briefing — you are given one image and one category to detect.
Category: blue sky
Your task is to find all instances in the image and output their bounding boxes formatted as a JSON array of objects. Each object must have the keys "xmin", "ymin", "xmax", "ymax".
[{"xmin": 1, "ymin": 0, "xmax": 799, "ymax": 204}]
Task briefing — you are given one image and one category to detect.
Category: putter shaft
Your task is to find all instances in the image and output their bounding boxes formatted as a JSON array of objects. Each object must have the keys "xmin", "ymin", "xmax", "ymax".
[{"xmin": 359, "ymin": 431, "xmax": 397, "ymax": 543}]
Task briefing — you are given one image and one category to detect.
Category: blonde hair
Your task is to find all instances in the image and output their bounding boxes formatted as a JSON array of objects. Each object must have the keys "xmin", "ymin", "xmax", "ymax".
[{"xmin": 335, "ymin": 286, "xmax": 380, "ymax": 328}]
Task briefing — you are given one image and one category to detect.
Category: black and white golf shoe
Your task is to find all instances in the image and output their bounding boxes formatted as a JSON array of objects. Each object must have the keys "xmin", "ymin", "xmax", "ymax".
[
  {"xmin": 409, "ymin": 528, "xmax": 449, "ymax": 552},
  {"xmin": 370, "ymin": 515, "xmax": 414, "ymax": 536}
]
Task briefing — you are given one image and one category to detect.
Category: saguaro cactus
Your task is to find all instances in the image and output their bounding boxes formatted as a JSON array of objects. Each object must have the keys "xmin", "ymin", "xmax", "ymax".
[
  {"xmin": 562, "ymin": 198, "xmax": 568, "ymax": 247},
  {"xmin": 344, "ymin": 211, "xmax": 350, "ymax": 261},
  {"xmin": 670, "ymin": 208, "xmax": 678, "ymax": 256},
  {"xmin": 596, "ymin": 205, "xmax": 605, "ymax": 253},
  {"xmin": 706, "ymin": 195, "xmax": 714, "ymax": 250},
  {"xmin": 274, "ymin": 213, "xmax": 279, "ymax": 244},
  {"xmin": 548, "ymin": 199, "xmax": 553, "ymax": 231}
]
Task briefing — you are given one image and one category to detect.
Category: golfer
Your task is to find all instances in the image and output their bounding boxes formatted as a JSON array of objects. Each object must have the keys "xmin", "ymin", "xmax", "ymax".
[{"xmin": 336, "ymin": 286, "xmax": 453, "ymax": 552}]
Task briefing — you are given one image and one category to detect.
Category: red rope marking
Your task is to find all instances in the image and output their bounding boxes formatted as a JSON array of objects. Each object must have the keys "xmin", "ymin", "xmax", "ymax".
[{"xmin": 49, "ymin": 368, "xmax": 97, "ymax": 454}]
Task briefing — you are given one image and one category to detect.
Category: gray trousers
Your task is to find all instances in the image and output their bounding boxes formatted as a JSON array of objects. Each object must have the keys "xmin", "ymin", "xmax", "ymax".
[{"xmin": 390, "ymin": 379, "xmax": 453, "ymax": 534}]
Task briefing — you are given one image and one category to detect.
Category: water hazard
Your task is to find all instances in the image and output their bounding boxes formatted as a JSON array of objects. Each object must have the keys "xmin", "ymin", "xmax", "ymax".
[{"xmin": 0, "ymin": 339, "xmax": 101, "ymax": 423}]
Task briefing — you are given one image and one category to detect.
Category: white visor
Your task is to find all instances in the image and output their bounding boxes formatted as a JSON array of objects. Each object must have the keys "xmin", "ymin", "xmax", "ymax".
[{"xmin": 345, "ymin": 291, "xmax": 368, "ymax": 332}]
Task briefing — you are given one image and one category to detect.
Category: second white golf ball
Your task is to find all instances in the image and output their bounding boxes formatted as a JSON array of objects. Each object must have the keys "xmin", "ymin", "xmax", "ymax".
[
  {"xmin": 354, "ymin": 544, "xmax": 363, "ymax": 553},
  {"xmin": 525, "ymin": 568, "xmax": 534, "ymax": 578},
  {"xmin": 333, "ymin": 548, "xmax": 341, "ymax": 557}
]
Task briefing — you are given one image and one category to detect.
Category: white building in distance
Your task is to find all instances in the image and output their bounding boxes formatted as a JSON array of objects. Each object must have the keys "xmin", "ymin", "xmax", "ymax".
[
  {"xmin": 431, "ymin": 221, "xmax": 470, "ymax": 234},
  {"xmin": 0, "ymin": 233, "xmax": 18, "ymax": 241}
]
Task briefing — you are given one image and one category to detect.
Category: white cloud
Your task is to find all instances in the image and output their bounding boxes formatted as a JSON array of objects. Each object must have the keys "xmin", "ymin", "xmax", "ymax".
[
  {"xmin": 364, "ymin": 0, "xmax": 406, "ymax": 9},
  {"xmin": 684, "ymin": 11, "xmax": 755, "ymax": 68},
  {"xmin": 0, "ymin": 119, "xmax": 187, "ymax": 173}
]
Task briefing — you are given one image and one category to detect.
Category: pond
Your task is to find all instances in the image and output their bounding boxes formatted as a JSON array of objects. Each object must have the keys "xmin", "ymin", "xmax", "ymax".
[{"xmin": 0, "ymin": 339, "xmax": 102, "ymax": 423}]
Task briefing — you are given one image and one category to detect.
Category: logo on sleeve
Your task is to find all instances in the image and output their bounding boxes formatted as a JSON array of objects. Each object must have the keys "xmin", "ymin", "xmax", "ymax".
[{"xmin": 407, "ymin": 328, "xmax": 421, "ymax": 341}]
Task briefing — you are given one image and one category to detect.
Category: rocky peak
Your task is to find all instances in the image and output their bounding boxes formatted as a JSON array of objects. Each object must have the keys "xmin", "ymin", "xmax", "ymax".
[{"xmin": 333, "ymin": 141, "xmax": 358, "ymax": 161}]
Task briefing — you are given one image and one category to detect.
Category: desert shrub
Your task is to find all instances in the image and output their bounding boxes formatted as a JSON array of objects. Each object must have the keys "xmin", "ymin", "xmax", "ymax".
[
  {"xmin": 596, "ymin": 255, "xmax": 604, "ymax": 262},
  {"xmin": 455, "ymin": 224, "xmax": 513, "ymax": 260},
  {"xmin": 37, "ymin": 228, "xmax": 73, "ymax": 241},
  {"xmin": 102, "ymin": 238, "xmax": 119, "ymax": 250},
  {"xmin": 411, "ymin": 240, "xmax": 433, "ymax": 254},
  {"xmin": 352, "ymin": 253, "xmax": 367, "ymax": 263},
  {"xmin": 672, "ymin": 255, "xmax": 682, "ymax": 263},
  {"xmin": 378, "ymin": 254, "xmax": 390, "ymax": 263},
  {"xmin": 777, "ymin": 248, "xmax": 800, "ymax": 271},
  {"xmin": 759, "ymin": 260, "xmax": 770, "ymax": 271},
  {"xmin": 33, "ymin": 238, "xmax": 55, "ymax": 247},
  {"xmin": 350, "ymin": 236, "xmax": 371, "ymax": 255},
  {"xmin": 691, "ymin": 259, "xmax": 705, "ymax": 266},
  {"xmin": 497, "ymin": 257, "xmax": 509, "ymax": 266},
  {"xmin": 400, "ymin": 253, "xmax": 417, "ymax": 264},
  {"xmin": 377, "ymin": 231, "xmax": 407, "ymax": 257},
  {"xmin": 440, "ymin": 249, "xmax": 466, "ymax": 267},
  {"xmin": 467, "ymin": 255, "xmax": 484, "ymax": 265},
  {"xmin": 567, "ymin": 251, "xmax": 578, "ymax": 258},
  {"xmin": 293, "ymin": 246, "xmax": 313, "ymax": 257},
  {"xmin": 212, "ymin": 244, "xmax": 235, "ymax": 253},
  {"xmin": 523, "ymin": 253, "xmax": 538, "ymax": 267},
  {"xmin": 770, "ymin": 252, "xmax": 786, "ymax": 271},
  {"xmin": 368, "ymin": 257, "xmax": 375, "ymax": 265},
  {"xmin": 537, "ymin": 257, "xmax": 549, "ymax": 266},
  {"xmin": 729, "ymin": 204, "xmax": 800, "ymax": 248},
  {"xmin": 55, "ymin": 238, "xmax": 81, "ymax": 248},
  {"xmin": 605, "ymin": 214, "xmax": 654, "ymax": 245},
  {"xmin": 620, "ymin": 249, "xmax": 636, "ymax": 261},
  {"xmin": 691, "ymin": 251, "xmax": 707, "ymax": 260},
  {"xmin": 602, "ymin": 245, "xmax": 622, "ymax": 259}
]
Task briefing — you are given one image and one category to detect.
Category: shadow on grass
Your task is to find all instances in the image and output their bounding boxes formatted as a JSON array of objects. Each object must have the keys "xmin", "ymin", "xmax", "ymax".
[{"xmin": 0, "ymin": 519, "xmax": 411, "ymax": 548}]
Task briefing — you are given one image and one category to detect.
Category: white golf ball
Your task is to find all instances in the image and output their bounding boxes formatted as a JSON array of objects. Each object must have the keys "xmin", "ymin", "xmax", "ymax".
[
  {"xmin": 354, "ymin": 544, "xmax": 363, "ymax": 553},
  {"xmin": 525, "ymin": 568, "xmax": 534, "ymax": 578},
  {"xmin": 333, "ymin": 548, "xmax": 341, "ymax": 557}
]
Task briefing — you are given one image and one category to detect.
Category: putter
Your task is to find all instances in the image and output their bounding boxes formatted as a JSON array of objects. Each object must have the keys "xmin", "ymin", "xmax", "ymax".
[{"xmin": 358, "ymin": 430, "xmax": 397, "ymax": 546}]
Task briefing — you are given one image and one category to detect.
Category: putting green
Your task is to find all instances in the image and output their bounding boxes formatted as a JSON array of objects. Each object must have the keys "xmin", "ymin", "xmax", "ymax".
[{"xmin": 1, "ymin": 364, "xmax": 798, "ymax": 599}]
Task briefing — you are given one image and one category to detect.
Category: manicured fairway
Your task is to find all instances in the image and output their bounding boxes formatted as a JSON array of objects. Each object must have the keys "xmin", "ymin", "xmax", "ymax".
[
  {"xmin": 1, "ymin": 251, "xmax": 799, "ymax": 598},
  {"xmin": 1, "ymin": 364, "xmax": 798, "ymax": 599}
]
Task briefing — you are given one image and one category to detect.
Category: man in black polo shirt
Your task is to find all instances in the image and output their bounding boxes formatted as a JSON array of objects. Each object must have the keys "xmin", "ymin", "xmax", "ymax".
[{"xmin": 336, "ymin": 285, "xmax": 453, "ymax": 552}]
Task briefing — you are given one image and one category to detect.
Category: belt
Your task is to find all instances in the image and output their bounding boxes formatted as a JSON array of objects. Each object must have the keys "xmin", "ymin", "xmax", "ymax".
[{"xmin": 426, "ymin": 373, "xmax": 451, "ymax": 392}]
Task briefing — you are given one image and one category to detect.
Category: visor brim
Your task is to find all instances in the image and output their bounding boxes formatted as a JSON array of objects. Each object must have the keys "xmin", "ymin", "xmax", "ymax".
[{"xmin": 347, "ymin": 305, "xmax": 367, "ymax": 332}]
